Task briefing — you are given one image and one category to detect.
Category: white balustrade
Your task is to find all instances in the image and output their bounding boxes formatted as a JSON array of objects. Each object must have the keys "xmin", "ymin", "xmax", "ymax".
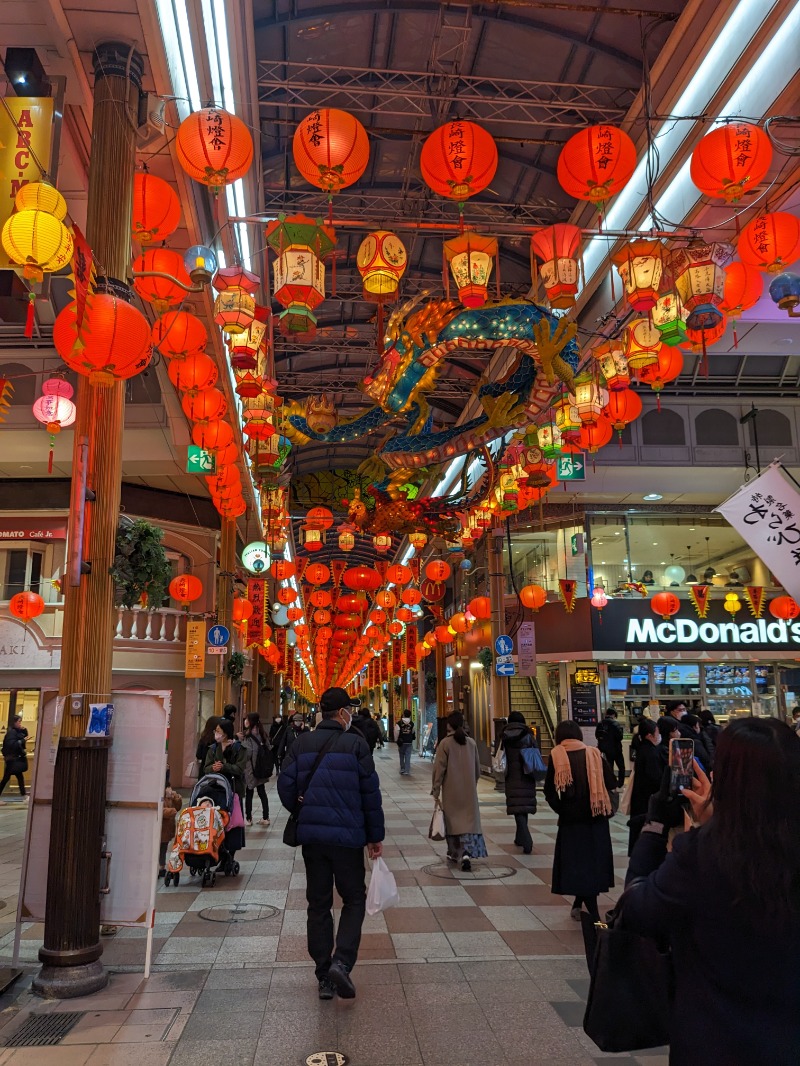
[{"xmin": 113, "ymin": 606, "xmax": 186, "ymax": 645}]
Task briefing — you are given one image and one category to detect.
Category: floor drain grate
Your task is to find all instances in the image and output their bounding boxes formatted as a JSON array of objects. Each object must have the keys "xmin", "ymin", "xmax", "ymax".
[
  {"xmin": 305, "ymin": 1054, "xmax": 348, "ymax": 1065},
  {"xmin": 4, "ymin": 1012, "xmax": 84, "ymax": 1047},
  {"xmin": 421, "ymin": 862, "xmax": 517, "ymax": 881},
  {"xmin": 198, "ymin": 904, "xmax": 280, "ymax": 923}
]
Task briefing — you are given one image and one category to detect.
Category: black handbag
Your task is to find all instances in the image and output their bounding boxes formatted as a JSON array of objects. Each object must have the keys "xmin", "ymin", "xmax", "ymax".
[
  {"xmin": 283, "ymin": 733, "xmax": 339, "ymax": 847},
  {"xmin": 582, "ymin": 889, "xmax": 673, "ymax": 1053}
]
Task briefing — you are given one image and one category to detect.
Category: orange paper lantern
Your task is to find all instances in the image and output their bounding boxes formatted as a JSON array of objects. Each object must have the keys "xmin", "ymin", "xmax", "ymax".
[
  {"xmin": 306, "ymin": 563, "xmax": 331, "ymax": 586},
  {"xmin": 420, "ymin": 120, "xmax": 498, "ymax": 201},
  {"xmin": 54, "ymin": 294, "xmax": 152, "ymax": 388},
  {"xmin": 425, "ymin": 560, "xmax": 451, "ymax": 582},
  {"xmin": 401, "ymin": 588, "xmax": 422, "ymax": 606},
  {"xmin": 738, "ymin": 212, "xmax": 800, "ymax": 274},
  {"xmin": 519, "ymin": 584, "xmax": 547, "ymax": 611},
  {"xmin": 375, "ymin": 589, "xmax": 397, "ymax": 610},
  {"xmin": 232, "ymin": 598, "xmax": 254, "ymax": 622},
  {"xmin": 191, "ymin": 419, "xmax": 234, "ymax": 452},
  {"xmin": 131, "ymin": 172, "xmax": 180, "ymax": 244},
  {"xmin": 557, "ymin": 125, "xmax": 636, "ymax": 204},
  {"xmin": 169, "ymin": 352, "xmax": 218, "ymax": 394},
  {"xmin": 720, "ymin": 261, "xmax": 763, "ymax": 318},
  {"xmin": 169, "ymin": 574, "xmax": 203, "ymax": 605},
  {"xmin": 768, "ymin": 595, "xmax": 800, "ymax": 620},
  {"xmin": 467, "ymin": 595, "xmax": 491, "ymax": 620},
  {"xmin": 176, "ymin": 107, "xmax": 254, "ymax": 190},
  {"xmin": 386, "ymin": 563, "xmax": 412, "ymax": 586},
  {"xmin": 292, "ymin": 108, "xmax": 369, "ymax": 193},
  {"xmin": 651, "ymin": 591, "xmax": 680, "ymax": 621},
  {"xmin": 152, "ymin": 310, "xmax": 207, "ymax": 361},
  {"xmin": 690, "ymin": 122, "xmax": 773, "ymax": 203},
  {"xmin": 133, "ymin": 248, "xmax": 191, "ymax": 313},
  {"xmin": 9, "ymin": 591, "xmax": 45, "ymax": 622},
  {"xmin": 182, "ymin": 388, "xmax": 226, "ymax": 424}
]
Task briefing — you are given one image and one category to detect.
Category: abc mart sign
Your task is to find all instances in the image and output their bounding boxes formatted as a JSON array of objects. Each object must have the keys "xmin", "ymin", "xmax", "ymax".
[{"xmin": 590, "ymin": 600, "xmax": 796, "ymax": 654}]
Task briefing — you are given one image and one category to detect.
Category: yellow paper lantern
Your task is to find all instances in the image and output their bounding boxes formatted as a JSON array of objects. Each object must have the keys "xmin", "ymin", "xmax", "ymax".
[
  {"xmin": 15, "ymin": 181, "xmax": 68, "ymax": 219},
  {"xmin": 213, "ymin": 290, "xmax": 256, "ymax": 336},
  {"xmin": 2, "ymin": 209, "xmax": 73, "ymax": 282},
  {"xmin": 357, "ymin": 230, "xmax": 407, "ymax": 300}
]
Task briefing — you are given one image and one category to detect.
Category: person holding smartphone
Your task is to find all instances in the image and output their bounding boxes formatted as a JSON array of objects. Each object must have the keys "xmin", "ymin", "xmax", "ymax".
[{"xmin": 618, "ymin": 718, "xmax": 800, "ymax": 1065}]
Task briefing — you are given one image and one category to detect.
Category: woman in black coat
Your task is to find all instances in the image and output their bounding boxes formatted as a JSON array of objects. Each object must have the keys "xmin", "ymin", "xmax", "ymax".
[
  {"xmin": 627, "ymin": 718, "xmax": 667, "ymax": 854},
  {"xmin": 544, "ymin": 720, "xmax": 617, "ymax": 922},
  {"xmin": 621, "ymin": 718, "xmax": 800, "ymax": 1066},
  {"xmin": 500, "ymin": 711, "xmax": 538, "ymax": 854}
]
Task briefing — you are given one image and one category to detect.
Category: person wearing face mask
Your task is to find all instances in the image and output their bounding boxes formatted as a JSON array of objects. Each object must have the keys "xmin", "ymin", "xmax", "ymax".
[
  {"xmin": 396, "ymin": 711, "xmax": 416, "ymax": 775},
  {"xmin": 202, "ymin": 718, "xmax": 248, "ymax": 857},
  {"xmin": 277, "ymin": 687, "xmax": 385, "ymax": 1002},
  {"xmin": 627, "ymin": 718, "xmax": 667, "ymax": 854},
  {"xmin": 665, "ymin": 700, "xmax": 696, "ymax": 740}
]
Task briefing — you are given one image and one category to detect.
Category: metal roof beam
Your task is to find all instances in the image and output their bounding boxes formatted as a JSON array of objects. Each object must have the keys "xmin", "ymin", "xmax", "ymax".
[{"xmin": 257, "ymin": 59, "xmax": 629, "ymax": 128}]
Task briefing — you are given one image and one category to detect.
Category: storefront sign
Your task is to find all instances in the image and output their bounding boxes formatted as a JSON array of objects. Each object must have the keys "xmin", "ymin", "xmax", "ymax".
[
  {"xmin": 0, "ymin": 97, "xmax": 54, "ymax": 269},
  {"xmin": 592, "ymin": 599, "xmax": 798, "ymax": 652},
  {"xmin": 517, "ymin": 622, "xmax": 535, "ymax": 676},
  {"xmin": 715, "ymin": 464, "xmax": 800, "ymax": 602},
  {"xmin": 0, "ymin": 519, "xmax": 67, "ymax": 540}
]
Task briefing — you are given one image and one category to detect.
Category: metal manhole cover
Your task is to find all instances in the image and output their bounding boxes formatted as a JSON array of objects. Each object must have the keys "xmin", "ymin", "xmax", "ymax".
[
  {"xmin": 198, "ymin": 904, "xmax": 280, "ymax": 923},
  {"xmin": 4, "ymin": 1012, "xmax": 84, "ymax": 1047},
  {"xmin": 421, "ymin": 862, "xmax": 517, "ymax": 880},
  {"xmin": 305, "ymin": 1054, "xmax": 348, "ymax": 1066}
]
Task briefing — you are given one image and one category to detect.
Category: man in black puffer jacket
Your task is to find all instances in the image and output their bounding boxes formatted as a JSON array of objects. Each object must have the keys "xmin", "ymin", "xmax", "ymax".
[
  {"xmin": 350, "ymin": 705, "xmax": 381, "ymax": 753},
  {"xmin": 278, "ymin": 687, "xmax": 384, "ymax": 1002}
]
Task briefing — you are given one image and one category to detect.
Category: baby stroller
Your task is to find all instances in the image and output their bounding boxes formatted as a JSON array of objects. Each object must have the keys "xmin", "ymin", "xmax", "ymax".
[{"xmin": 164, "ymin": 773, "xmax": 240, "ymax": 887}]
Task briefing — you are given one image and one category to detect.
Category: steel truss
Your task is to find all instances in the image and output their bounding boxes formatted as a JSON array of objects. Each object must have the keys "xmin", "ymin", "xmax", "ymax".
[{"xmin": 257, "ymin": 60, "xmax": 629, "ymax": 129}]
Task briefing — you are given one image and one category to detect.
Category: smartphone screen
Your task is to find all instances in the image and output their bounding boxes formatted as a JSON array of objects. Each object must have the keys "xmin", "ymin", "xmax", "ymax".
[{"xmin": 669, "ymin": 739, "xmax": 694, "ymax": 795}]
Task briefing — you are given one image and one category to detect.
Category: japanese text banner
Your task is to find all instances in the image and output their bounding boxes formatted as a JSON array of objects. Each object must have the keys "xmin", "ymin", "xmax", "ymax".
[{"xmin": 714, "ymin": 464, "xmax": 800, "ymax": 601}]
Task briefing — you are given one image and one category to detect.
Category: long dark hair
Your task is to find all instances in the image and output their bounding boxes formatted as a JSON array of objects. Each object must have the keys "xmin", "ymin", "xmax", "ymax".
[
  {"xmin": 638, "ymin": 718, "xmax": 658, "ymax": 740},
  {"xmin": 709, "ymin": 718, "xmax": 800, "ymax": 918},
  {"xmin": 555, "ymin": 720, "xmax": 582, "ymax": 743},
  {"xmin": 199, "ymin": 715, "xmax": 221, "ymax": 747},
  {"xmin": 245, "ymin": 711, "xmax": 268, "ymax": 744},
  {"xmin": 447, "ymin": 710, "xmax": 467, "ymax": 745}
]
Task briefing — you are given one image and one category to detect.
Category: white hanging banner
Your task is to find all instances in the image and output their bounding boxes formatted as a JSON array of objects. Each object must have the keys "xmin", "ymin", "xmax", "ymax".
[{"xmin": 714, "ymin": 464, "xmax": 800, "ymax": 601}]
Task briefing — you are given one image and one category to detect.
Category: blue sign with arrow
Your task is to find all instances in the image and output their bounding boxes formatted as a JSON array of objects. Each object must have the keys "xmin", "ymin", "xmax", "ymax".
[
  {"xmin": 495, "ymin": 661, "xmax": 517, "ymax": 677},
  {"xmin": 208, "ymin": 624, "xmax": 230, "ymax": 647},
  {"xmin": 494, "ymin": 634, "xmax": 513, "ymax": 656}
]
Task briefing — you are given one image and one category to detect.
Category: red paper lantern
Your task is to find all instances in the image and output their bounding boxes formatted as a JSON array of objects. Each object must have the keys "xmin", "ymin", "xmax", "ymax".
[
  {"xmin": 169, "ymin": 574, "xmax": 203, "ymax": 605},
  {"xmin": 313, "ymin": 609, "xmax": 332, "ymax": 625},
  {"xmin": 54, "ymin": 294, "xmax": 152, "ymax": 388},
  {"xmin": 425, "ymin": 559, "xmax": 451, "ymax": 582},
  {"xmin": 293, "ymin": 108, "xmax": 369, "ymax": 193},
  {"xmin": 557, "ymin": 125, "xmax": 636, "ymax": 204},
  {"xmin": 576, "ymin": 417, "xmax": 613, "ymax": 454},
  {"xmin": 232, "ymin": 598, "xmax": 253, "ymax": 622},
  {"xmin": 386, "ymin": 563, "xmax": 412, "ymax": 586},
  {"xmin": 182, "ymin": 388, "xmax": 227, "ymax": 424},
  {"xmin": 719, "ymin": 261, "xmax": 764, "ymax": 318},
  {"xmin": 375, "ymin": 589, "xmax": 397, "ymax": 610},
  {"xmin": 131, "ymin": 172, "xmax": 180, "ymax": 244},
  {"xmin": 169, "ymin": 352, "xmax": 218, "ymax": 393},
  {"xmin": 690, "ymin": 123, "xmax": 773, "ymax": 203},
  {"xmin": 270, "ymin": 560, "xmax": 296, "ymax": 581},
  {"xmin": 133, "ymin": 248, "xmax": 191, "ymax": 313},
  {"xmin": 738, "ymin": 212, "xmax": 800, "ymax": 274},
  {"xmin": 401, "ymin": 588, "xmax": 422, "ymax": 606},
  {"xmin": 191, "ymin": 419, "xmax": 234, "ymax": 452},
  {"xmin": 388, "ymin": 621, "xmax": 404, "ymax": 637},
  {"xmin": 338, "ymin": 594, "xmax": 367, "ymax": 613},
  {"xmin": 152, "ymin": 310, "xmax": 207, "ymax": 361},
  {"xmin": 602, "ymin": 388, "xmax": 642, "ymax": 434},
  {"xmin": 343, "ymin": 567, "xmax": 381, "ymax": 592},
  {"xmin": 434, "ymin": 625, "xmax": 454, "ymax": 645},
  {"xmin": 685, "ymin": 316, "xmax": 728, "ymax": 353},
  {"xmin": 396, "ymin": 607, "xmax": 413, "ymax": 623},
  {"xmin": 468, "ymin": 595, "xmax": 491, "ymax": 620},
  {"xmin": 176, "ymin": 107, "xmax": 254, "ymax": 190},
  {"xmin": 369, "ymin": 607, "xmax": 387, "ymax": 626},
  {"xmin": 286, "ymin": 606, "xmax": 303, "ymax": 622},
  {"xmin": 651, "ymin": 591, "xmax": 680, "ymax": 621},
  {"xmin": 9, "ymin": 591, "xmax": 45, "ymax": 622},
  {"xmin": 420, "ymin": 120, "xmax": 498, "ymax": 201},
  {"xmin": 306, "ymin": 506, "xmax": 335, "ymax": 531},
  {"xmin": 277, "ymin": 586, "xmax": 298, "ymax": 605},
  {"xmin": 306, "ymin": 562, "xmax": 331, "ymax": 586},
  {"xmin": 309, "ymin": 589, "xmax": 332, "ymax": 608},
  {"xmin": 768, "ymin": 595, "xmax": 800, "ymax": 620},
  {"xmin": 638, "ymin": 345, "xmax": 684, "ymax": 395},
  {"xmin": 519, "ymin": 584, "xmax": 547, "ymax": 611}
]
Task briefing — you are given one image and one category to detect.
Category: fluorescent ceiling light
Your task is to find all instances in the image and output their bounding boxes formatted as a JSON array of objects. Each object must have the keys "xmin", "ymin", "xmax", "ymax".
[
  {"xmin": 582, "ymin": 0, "xmax": 783, "ymax": 283},
  {"xmin": 154, "ymin": 0, "xmax": 201, "ymax": 115}
]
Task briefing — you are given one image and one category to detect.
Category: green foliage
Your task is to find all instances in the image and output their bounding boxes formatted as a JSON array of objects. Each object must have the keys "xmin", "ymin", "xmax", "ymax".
[
  {"xmin": 477, "ymin": 647, "xmax": 493, "ymax": 678},
  {"xmin": 110, "ymin": 519, "xmax": 172, "ymax": 610},
  {"xmin": 226, "ymin": 651, "xmax": 247, "ymax": 684}
]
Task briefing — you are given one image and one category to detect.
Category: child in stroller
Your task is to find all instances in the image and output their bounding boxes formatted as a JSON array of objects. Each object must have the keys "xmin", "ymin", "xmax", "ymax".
[{"xmin": 164, "ymin": 773, "xmax": 241, "ymax": 887}]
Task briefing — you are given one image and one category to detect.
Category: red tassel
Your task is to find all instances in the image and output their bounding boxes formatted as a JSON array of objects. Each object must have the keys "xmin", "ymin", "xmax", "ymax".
[
  {"xmin": 702, "ymin": 332, "xmax": 709, "ymax": 377},
  {"xmin": 657, "ymin": 393, "xmax": 662, "ymax": 413},
  {"xmin": 25, "ymin": 294, "xmax": 35, "ymax": 338},
  {"xmin": 48, "ymin": 439, "xmax": 54, "ymax": 475},
  {"xmin": 733, "ymin": 325, "xmax": 739, "ymax": 349}
]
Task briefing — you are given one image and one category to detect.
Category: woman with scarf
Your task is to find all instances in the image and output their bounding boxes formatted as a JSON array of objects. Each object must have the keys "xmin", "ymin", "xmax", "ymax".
[{"xmin": 544, "ymin": 719, "xmax": 617, "ymax": 922}]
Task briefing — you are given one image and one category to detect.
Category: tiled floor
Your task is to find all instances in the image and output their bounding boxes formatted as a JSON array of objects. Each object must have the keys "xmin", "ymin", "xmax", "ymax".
[{"xmin": 0, "ymin": 750, "xmax": 668, "ymax": 1065}]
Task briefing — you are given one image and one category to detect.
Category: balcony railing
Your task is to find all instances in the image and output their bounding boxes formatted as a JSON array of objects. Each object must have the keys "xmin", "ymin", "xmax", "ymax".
[{"xmin": 114, "ymin": 606, "xmax": 187, "ymax": 643}]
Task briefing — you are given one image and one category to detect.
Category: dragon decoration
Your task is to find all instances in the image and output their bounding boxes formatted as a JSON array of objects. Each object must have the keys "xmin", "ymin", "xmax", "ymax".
[{"xmin": 279, "ymin": 296, "xmax": 579, "ymax": 547}]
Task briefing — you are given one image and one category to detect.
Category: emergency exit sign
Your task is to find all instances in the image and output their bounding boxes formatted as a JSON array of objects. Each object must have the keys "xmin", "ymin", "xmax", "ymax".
[
  {"xmin": 557, "ymin": 453, "xmax": 585, "ymax": 481},
  {"xmin": 186, "ymin": 446, "xmax": 216, "ymax": 474}
]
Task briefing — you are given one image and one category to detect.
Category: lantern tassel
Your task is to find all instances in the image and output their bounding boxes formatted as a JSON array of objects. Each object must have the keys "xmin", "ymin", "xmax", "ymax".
[
  {"xmin": 48, "ymin": 434, "xmax": 55, "ymax": 475},
  {"xmin": 702, "ymin": 332, "xmax": 709, "ymax": 377},
  {"xmin": 657, "ymin": 392, "xmax": 662, "ymax": 413},
  {"xmin": 733, "ymin": 325, "xmax": 739, "ymax": 350},
  {"xmin": 25, "ymin": 293, "xmax": 35, "ymax": 338}
]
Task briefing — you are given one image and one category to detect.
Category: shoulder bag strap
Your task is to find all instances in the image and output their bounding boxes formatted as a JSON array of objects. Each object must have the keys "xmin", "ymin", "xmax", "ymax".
[{"xmin": 293, "ymin": 733, "xmax": 340, "ymax": 821}]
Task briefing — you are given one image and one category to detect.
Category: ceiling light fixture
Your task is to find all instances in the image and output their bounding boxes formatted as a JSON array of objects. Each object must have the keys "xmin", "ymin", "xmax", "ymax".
[{"xmin": 643, "ymin": 493, "xmax": 663, "ymax": 501}]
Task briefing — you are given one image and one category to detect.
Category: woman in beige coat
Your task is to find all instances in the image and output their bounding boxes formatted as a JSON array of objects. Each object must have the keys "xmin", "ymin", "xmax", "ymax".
[{"xmin": 431, "ymin": 711, "xmax": 487, "ymax": 871}]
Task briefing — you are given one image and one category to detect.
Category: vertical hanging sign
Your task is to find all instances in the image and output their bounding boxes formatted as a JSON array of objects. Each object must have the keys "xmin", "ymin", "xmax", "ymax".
[
  {"xmin": 185, "ymin": 620, "xmax": 206, "ymax": 679},
  {"xmin": 0, "ymin": 97, "xmax": 54, "ymax": 269},
  {"xmin": 274, "ymin": 628, "xmax": 288, "ymax": 672},
  {"xmin": 247, "ymin": 579, "xmax": 266, "ymax": 646},
  {"xmin": 392, "ymin": 638, "xmax": 403, "ymax": 677}
]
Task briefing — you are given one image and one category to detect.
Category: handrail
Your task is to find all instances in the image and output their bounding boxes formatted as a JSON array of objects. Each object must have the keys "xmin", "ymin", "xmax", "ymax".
[{"xmin": 528, "ymin": 675, "xmax": 556, "ymax": 747}]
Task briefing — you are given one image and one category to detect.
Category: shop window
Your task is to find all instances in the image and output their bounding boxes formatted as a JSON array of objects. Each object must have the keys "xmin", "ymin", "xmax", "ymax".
[
  {"xmin": 695, "ymin": 408, "xmax": 739, "ymax": 446},
  {"xmin": 1, "ymin": 548, "xmax": 43, "ymax": 600},
  {"xmin": 746, "ymin": 409, "xmax": 792, "ymax": 448},
  {"xmin": 0, "ymin": 362, "xmax": 35, "ymax": 405},
  {"xmin": 641, "ymin": 408, "xmax": 685, "ymax": 446}
]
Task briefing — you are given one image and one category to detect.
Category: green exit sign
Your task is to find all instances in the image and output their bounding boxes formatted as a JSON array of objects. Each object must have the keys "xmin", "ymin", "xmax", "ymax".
[
  {"xmin": 557, "ymin": 453, "xmax": 585, "ymax": 481},
  {"xmin": 187, "ymin": 445, "xmax": 216, "ymax": 474}
]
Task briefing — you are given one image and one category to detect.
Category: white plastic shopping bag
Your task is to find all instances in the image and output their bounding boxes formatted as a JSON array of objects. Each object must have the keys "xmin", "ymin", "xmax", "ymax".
[{"xmin": 366, "ymin": 856, "xmax": 399, "ymax": 915}]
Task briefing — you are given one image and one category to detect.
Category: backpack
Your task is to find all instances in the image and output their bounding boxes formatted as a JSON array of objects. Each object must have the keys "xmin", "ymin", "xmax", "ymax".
[
  {"xmin": 253, "ymin": 737, "xmax": 274, "ymax": 780},
  {"xmin": 398, "ymin": 720, "xmax": 414, "ymax": 742}
]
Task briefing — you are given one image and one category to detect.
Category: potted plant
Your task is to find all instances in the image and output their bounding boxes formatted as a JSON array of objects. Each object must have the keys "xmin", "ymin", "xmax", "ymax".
[
  {"xmin": 110, "ymin": 518, "xmax": 172, "ymax": 610},
  {"xmin": 226, "ymin": 651, "xmax": 247, "ymax": 685},
  {"xmin": 477, "ymin": 647, "xmax": 493, "ymax": 679}
]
